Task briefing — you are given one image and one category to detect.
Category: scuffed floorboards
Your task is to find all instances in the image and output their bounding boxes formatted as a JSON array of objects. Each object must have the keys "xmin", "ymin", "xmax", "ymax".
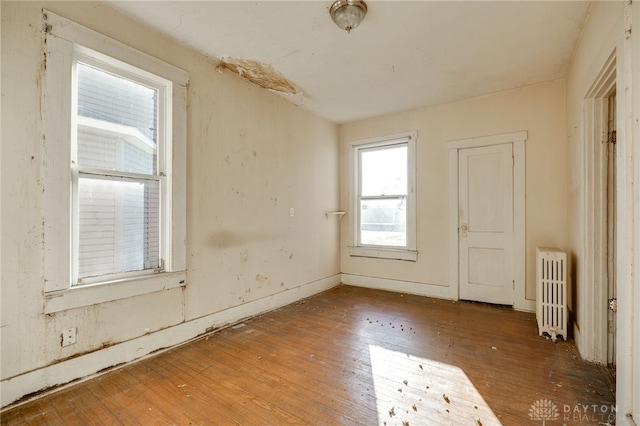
[{"xmin": 1, "ymin": 285, "xmax": 616, "ymax": 425}]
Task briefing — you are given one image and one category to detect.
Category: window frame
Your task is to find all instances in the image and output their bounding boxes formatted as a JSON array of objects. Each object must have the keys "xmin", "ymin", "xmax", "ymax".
[
  {"xmin": 348, "ymin": 131, "xmax": 418, "ymax": 261},
  {"xmin": 43, "ymin": 11, "xmax": 188, "ymax": 313},
  {"xmin": 71, "ymin": 51, "xmax": 169, "ymax": 286}
]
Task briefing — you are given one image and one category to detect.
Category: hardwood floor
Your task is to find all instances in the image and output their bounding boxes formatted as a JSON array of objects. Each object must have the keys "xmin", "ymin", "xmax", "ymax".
[{"xmin": 1, "ymin": 286, "xmax": 616, "ymax": 425}]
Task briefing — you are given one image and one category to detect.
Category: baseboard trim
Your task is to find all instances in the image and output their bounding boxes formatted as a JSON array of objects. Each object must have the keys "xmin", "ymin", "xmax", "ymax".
[
  {"xmin": 341, "ymin": 274, "xmax": 455, "ymax": 299},
  {"xmin": 342, "ymin": 274, "xmax": 536, "ymax": 313},
  {"xmin": 515, "ymin": 298, "xmax": 536, "ymax": 312},
  {"xmin": 1, "ymin": 274, "xmax": 341, "ymax": 409}
]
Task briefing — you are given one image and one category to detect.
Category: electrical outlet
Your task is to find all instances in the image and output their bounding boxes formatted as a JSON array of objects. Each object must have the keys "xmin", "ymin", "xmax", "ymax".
[
  {"xmin": 62, "ymin": 327, "xmax": 77, "ymax": 347},
  {"xmin": 289, "ymin": 207, "xmax": 295, "ymax": 217}
]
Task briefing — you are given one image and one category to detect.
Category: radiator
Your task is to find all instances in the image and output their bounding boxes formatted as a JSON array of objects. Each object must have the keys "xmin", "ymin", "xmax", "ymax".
[{"xmin": 536, "ymin": 247, "xmax": 568, "ymax": 342}]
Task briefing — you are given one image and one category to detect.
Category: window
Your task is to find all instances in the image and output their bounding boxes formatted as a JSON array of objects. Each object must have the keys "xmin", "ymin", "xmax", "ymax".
[
  {"xmin": 73, "ymin": 58, "xmax": 166, "ymax": 285},
  {"xmin": 43, "ymin": 11, "xmax": 188, "ymax": 312},
  {"xmin": 349, "ymin": 132, "xmax": 417, "ymax": 261}
]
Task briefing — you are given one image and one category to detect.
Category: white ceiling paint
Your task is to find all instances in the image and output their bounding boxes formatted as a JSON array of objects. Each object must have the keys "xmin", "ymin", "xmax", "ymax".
[{"xmin": 107, "ymin": 1, "xmax": 591, "ymax": 124}]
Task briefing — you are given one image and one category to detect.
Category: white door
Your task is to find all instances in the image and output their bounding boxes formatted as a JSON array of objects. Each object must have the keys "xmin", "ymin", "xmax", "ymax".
[{"xmin": 458, "ymin": 143, "xmax": 514, "ymax": 305}]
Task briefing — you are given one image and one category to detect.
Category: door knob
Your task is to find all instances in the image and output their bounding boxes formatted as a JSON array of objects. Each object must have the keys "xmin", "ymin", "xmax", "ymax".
[{"xmin": 460, "ymin": 223, "xmax": 468, "ymax": 237}]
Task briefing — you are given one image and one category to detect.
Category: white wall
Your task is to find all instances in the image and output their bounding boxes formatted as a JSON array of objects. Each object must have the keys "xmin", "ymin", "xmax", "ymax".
[
  {"xmin": 632, "ymin": 4, "xmax": 640, "ymax": 421},
  {"xmin": 339, "ymin": 80, "xmax": 567, "ymax": 306},
  {"xmin": 1, "ymin": 1, "xmax": 340, "ymax": 407}
]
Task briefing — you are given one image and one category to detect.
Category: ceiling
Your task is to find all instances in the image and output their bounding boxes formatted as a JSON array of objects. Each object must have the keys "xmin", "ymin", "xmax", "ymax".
[{"xmin": 107, "ymin": 1, "xmax": 591, "ymax": 124}]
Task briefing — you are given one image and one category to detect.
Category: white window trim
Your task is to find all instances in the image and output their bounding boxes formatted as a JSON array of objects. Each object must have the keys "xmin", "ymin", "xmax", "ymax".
[
  {"xmin": 348, "ymin": 131, "xmax": 418, "ymax": 261},
  {"xmin": 71, "ymin": 52, "xmax": 169, "ymax": 286},
  {"xmin": 43, "ymin": 11, "xmax": 188, "ymax": 313}
]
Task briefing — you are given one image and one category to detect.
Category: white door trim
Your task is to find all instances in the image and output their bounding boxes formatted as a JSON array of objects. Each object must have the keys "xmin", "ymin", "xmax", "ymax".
[
  {"xmin": 614, "ymin": 2, "xmax": 639, "ymax": 419},
  {"xmin": 581, "ymin": 50, "xmax": 616, "ymax": 364},
  {"xmin": 448, "ymin": 131, "xmax": 529, "ymax": 310}
]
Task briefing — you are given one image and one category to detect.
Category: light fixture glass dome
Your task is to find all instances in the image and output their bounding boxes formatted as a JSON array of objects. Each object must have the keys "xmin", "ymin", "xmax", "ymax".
[{"xmin": 330, "ymin": 0, "xmax": 368, "ymax": 33}]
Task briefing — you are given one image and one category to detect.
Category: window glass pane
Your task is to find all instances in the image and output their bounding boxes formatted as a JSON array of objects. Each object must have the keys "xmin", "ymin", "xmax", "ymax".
[
  {"xmin": 361, "ymin": 145, "xmax": 407, "ymax": 196},
  {"xmin": 76, "ymin": 63, "xmax": 157, "ymax": 174},
  {"xmin": 77, "ymin": 176, "xmax": 159, "ymax": 282},
  {"xmin": 360, "ymin": 198, "xmax": 406, "ymax": 247}
]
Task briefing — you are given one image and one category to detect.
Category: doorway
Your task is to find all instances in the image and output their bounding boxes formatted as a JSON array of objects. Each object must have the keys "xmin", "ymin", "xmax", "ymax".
[
  {"xmin": 574, "ymin": 51, "xmax": 617, "ymax": 364},
  {"xmin": 606, "ymin": 92, "xmax": 617, "ymax": 369},
  {"xmin": 581, "ymin": 51, "xmax": 616, "ymax": 365},
  {"xmin": 448, "ymin": 131, "xmax": 528, "ymax": 309}
]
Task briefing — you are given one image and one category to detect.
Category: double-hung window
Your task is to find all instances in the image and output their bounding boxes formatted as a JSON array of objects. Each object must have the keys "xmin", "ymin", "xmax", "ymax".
[
  {"xmin": 349, "ymin": 131, "xmax": 417, "ymax": 261},
  {"xmin": 43, "ymin": 11, "xmax": 188, "ymax": 313},
  {"xmin": 73, "ymin": 56, "xmax": 166, "ymax": 285}
]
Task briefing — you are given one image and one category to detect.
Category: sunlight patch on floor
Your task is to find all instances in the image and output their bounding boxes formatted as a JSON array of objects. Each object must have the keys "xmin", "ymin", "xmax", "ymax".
[{"xmin": 369, "ymin": 344, "xmax": 501, "ymax": 426}]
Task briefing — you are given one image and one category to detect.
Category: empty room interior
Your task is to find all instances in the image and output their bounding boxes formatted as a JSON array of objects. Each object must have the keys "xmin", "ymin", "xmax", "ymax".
[{"xmin": 1, "ymin": 1, "xmax": 639, "ymax": 425}]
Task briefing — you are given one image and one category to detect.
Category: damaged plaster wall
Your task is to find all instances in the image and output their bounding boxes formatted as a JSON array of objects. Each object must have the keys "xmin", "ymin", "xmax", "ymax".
[
  {"xmin": 1, "ymin": 1, "xmax": 339, "ymax": 407},
  {"xmin": 217, "ymin": 57, "xmax": 298, "ymax": 95}
]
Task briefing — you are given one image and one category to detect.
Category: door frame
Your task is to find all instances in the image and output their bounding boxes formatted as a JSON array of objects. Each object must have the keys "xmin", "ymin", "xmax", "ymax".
[
  {"xmin": 581, "ymin": 51, "xmax": 615, "ymax": 364},
  {"xmin": 448, "ymin": 131, "xmax": 529, "ymax": 310}
]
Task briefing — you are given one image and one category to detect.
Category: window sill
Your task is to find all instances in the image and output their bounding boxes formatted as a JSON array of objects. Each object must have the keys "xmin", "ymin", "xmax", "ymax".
[
  {"xmin": 349, "ymin": 246, "xmax": 418, "ymax": 262},
  {"xmin": 44, "ymin": 271, "xmax": 186, "ymax": 314}
]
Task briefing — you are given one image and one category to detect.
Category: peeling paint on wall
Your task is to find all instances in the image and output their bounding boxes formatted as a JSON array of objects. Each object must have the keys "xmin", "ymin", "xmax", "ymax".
[
  {"xmin": 255, "ymin": 273, "xmax": 269, "ymax": 288},
  {"xmin": 3, "ymin": 1, "xmax": 340, "ymax": 408},
  {"xmin": 217, "ymin": 57, "xmax": 298, "ymax": 95}
]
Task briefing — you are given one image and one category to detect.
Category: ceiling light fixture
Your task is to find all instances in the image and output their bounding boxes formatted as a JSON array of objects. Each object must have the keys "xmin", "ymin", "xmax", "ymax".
[{"xmin": 329, "ymin": 0, "xmax": 368, "ymax": 34}]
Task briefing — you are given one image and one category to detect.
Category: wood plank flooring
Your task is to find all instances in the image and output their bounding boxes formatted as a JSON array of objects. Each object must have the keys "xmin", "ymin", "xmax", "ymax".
[{"xmin": 1, "ymin": 286, "xmax": 616, "ymax": 425}]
